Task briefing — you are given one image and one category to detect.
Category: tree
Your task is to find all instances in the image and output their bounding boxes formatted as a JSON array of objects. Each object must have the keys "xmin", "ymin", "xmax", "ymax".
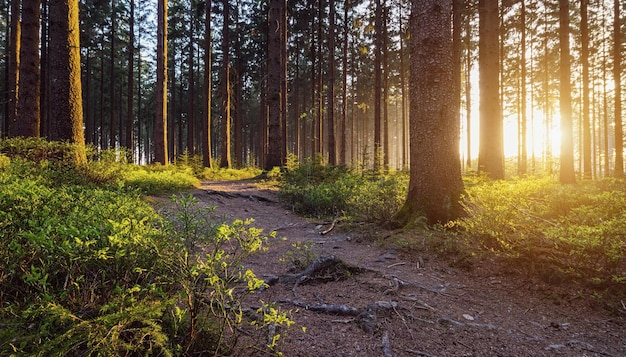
[
  {"xmin": 477, "ymin": 0, "xmax": 504, "ymax": 179},
  {"xmin": 48, "ymin": 0, "xmax": 86, "ymax": 164},
  {"xmin": 559, "ymin": 0, "xmax": 575, "ymax": 183},
  {"xmin": 265, "ymin": 0, "xmax": 284, "ymax": 169},
  {"xmin": 395, "ymin": 0, "xmax": 463, "ymax": 225},
  {"xmin": 16, "ymin": 0, "xmax": 40, "ymax": 137},
  {"xmin": 614, "ymin": 0, "xmax": 623, "ymax": 177},
  {"xmin": 327, "ymin": 0, "xmax": 336, "ymax": 165},
  {"xmin": 203, "ymin": 0, "xmax": 213, "ymax": 168},
  {"xmin": 154, "ymin": 0, "xmax": 169, "ymax": 165},
  {"xmin": 373, "ymin": 0, "xmax": 382, "ymax": 171},
  {"xmin": 220, "ymin": 0, "xmax": 232, "ymax": 168},
  {"xmin": 126, "ymin": 0, "xmax": 135, "ymax": 161},
  {"xmin": 7, "ymin": 0, "xmax": 20, "ymax": 136},
  {"xmin": 581, "ymin": 0, "xmax": 591, "ymax": 179}
]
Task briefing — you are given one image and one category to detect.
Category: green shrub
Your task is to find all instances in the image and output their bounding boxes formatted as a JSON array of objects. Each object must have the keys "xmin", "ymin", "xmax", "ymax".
[
  {"xmin": 279, "ymin": 159, "xmax": 407, "ymax": 222},
  {"xmin": 453, "ymin": 177, "xmax": 626, "ymax": 289},
  {"xmin": 197, "ymin": 166, "xmax": 263, "ymax": 181},
  {"xmin": 123, "ymin": 165, "xmax": 200, "ymax": 194},
  {"xmin": 0, "ymin": 153, "xmax": 9, "ymax": 169},
  {"xmin": 0, "ymin": 176, "xmax": 293, "ymax": 355}
]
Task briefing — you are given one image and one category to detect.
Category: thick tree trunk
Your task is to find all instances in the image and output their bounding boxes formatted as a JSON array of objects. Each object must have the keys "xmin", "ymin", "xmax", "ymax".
[
  {"xmin": 396, "ymin": 0, "xmax": 463, "ymax": 225},
  {"xmin": 48, "ymin": 0, "xmax": 86, "ymax": 164},
  {"xmin": 265, "ymin": 0, "xmax": 283, "ymax": 169}
]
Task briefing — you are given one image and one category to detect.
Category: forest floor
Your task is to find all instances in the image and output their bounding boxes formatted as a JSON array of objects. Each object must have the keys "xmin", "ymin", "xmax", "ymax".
[{"xmin": 152, "ymin": 179, "xmax": 626, "ymax": 357}]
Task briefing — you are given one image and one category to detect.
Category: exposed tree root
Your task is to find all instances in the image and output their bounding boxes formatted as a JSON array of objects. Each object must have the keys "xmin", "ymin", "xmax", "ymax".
[{"xmin": 203, "ymin": 189, "xmax": 276, "ymax": 203}]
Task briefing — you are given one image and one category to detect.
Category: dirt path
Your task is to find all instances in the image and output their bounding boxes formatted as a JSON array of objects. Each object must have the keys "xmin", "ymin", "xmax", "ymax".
[{"xmin": 158, "ymin": 180, "xmax": 625, "ymax": 356}]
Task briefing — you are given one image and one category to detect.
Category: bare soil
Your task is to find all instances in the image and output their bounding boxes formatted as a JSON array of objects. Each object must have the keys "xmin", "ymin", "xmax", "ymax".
[{"xmin": 154, "ymin": 179, "xmax": 626, "ymax": 357}]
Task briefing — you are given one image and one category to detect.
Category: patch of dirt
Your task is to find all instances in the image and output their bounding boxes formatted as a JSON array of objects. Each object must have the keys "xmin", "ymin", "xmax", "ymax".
[{"xmin": 155, "ymin": 179, "xmax": 626, "ymax": 357}]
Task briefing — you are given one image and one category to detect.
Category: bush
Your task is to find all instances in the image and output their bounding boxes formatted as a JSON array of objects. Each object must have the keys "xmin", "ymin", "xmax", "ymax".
[
  {"xmin": 123, "ymin": 165, "xmax": 200, "ymax": 194},
  {"xmin": 453, "ymin": 177, "xmax": 626, "ymax": 290},
  {"xmin": 0, "ymin": 176, "xmax": 292, "ymax": 355},
  {"xmin": 279, "ymin": 158, "xmax": 408, "ymax": 222}
]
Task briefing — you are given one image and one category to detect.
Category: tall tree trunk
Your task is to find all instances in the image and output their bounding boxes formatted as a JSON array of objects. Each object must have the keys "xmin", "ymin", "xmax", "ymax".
[
  {"xmin": 396, "ymin": 0, "xmax": 463, "ymax": 225},
  {"xmin": 614, "ymin": 0, "xmax": 623, "ymax": 177},
  {"xmin": 559, "ymin": 0, "xmax": 575, "ymax": 183},
  {"xmin": 280, "ymin": 0, "xmax": 288, "ymax": 160},
  {"xmin": 7, "ymin": 0, "xmax": 20, "ymax": 136},
  {"xmin": 519, "ymin": 0, "xmax": 527, "ymax": 175},
  {"xmin": 220, "ymin": 0, "xmax": 232, "ymax": 168},
  {"xmin": 316, "ymin": 1, "xmax": 323, "ymax": 156},
  {"xmin": 126, "ymin": 0, "xmax": 135, "ymax": 161},
  {"xmin": 327, "ymin": 0, "xmax": 336, "ymax": 165},
  {"xmin": 477, "ymin": 0, "xmax": 504, "ymax": 179},
  {"xmin": 382, "ymin": 2, "xmax": 390, "ymax": 169},
  {"xmin": 187, "ymin": 3, "xmax": 195, "ymax": 155},
  {"xmin": 265, "ymin": 0, "xmax": 283, "ymax": 169},
  {"xmin": 581, "ymin": 0, "xmax": 591, "ymax": 179},
  {"xmin": 340, "ymin": 0, "xmax": 349, "ymax": 166},
  {"xmin": 203, "ymin": 0, "xmax": 213, "ymax": 168},
  {"xmin": 48, "ymin": 0, "xmax": 86, "ymax": 164},
  {"xmin": 16, "ymin": 0, "xmax": 40, "ymax": 137},
  {"xmin": 234, "ymin": 1, "xmax": 243, "ymax": 166},
  {"xmin": 40, "ymin": 0, "xmax": 48, "ymax": 138},
  {"xmin": 110, "ymin": 0, "xmax": 116, "ymax": 149},
  {"xmin": 154, "ymin": 0, "xmax": 168, "ymax": 165},
  {"xmin": 373, "ymin": 0, "xmax": 382, "ymax": 171},
  {"xmin": 464, "ymin": 3, "xmax": 472, "ymax": 171},
  {"xmin": 452, "ymin": 0, "xmax": 461, "ymax": 171}
]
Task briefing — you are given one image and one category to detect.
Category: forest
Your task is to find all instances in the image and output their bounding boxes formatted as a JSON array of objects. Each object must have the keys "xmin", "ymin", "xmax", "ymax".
[
  {"xmin": 0, "ymin": 0, "xmax": 622, "ymax": 177},
  {"xmin": 0, "ymin": 0, "xmax": 625, "ymax": 355}
]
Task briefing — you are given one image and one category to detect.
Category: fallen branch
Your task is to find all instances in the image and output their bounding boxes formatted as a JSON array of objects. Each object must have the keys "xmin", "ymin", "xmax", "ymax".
[{"xmin": 405, "ymin": 349, "xmax": 437, "ymax": 357}]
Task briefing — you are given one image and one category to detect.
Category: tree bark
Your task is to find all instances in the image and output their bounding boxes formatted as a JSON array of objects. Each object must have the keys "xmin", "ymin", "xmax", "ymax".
[
  {"xmin": 477, "ymin": 0, "xmax": 504, "ymax": 179},
  {"xmin": 581, "ymin": 0, "xmax": 591, "ymax": 179},
  {"xmin": 203, "ymin": 0, "xmax": 213, "ymax": 168},
  {"xmin": 154, "ymin": 0, "xmax": 169, "ymax": 165},
  {"xmin": 7, "ymin": 0, "xmax": 20, "ymax": 136},
  {"xmin": 48, "ymin": 0, "xmax": 86, "ymax": 164},
  {"xmin": 327, "ymin": 0, "xmax": 336, "ymax": 165},
  {"xmin": 557, "ymin": 0, "xmax": 575, "ymax": 183},
  {"xmin": 16, "ymin": 0, "xmax": 40, "ymax": 137},
  {"xmin": 395, "ymin": 0, "xmax": 463, "ymax": 225},
  {"xmin": 220, "ymin": 0, "xmax": 232, "ymax": 168},
  {"xmin": 614, "ymin": 0, "xmax": 623, "ymax": 177},
  {"xmin": 265, "ymin": 0, "xmax": 283, "ymax": 169}
]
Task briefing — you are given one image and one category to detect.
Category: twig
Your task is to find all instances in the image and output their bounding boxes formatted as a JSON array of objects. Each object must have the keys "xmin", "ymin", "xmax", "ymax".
[
  {"xmin": 382, "ymin": 331, "xmax": 393, "ymax": 357},
  {"xmin": 320, "ymin": 217, "xmax": 341, "ymax": 235},
  {"xmin": 387, "ymin": 262, "xmax": 407, "ymax": 268},
  {"xmin": 405, "ymin": 349, "xmax": 437, "ymax": 357}
]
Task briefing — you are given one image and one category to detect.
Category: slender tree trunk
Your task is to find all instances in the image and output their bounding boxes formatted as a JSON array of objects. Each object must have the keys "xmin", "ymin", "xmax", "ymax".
[
  {"xmin": 340, "ymin": 0, "xmax": 349, "ymax": 166},
  {"xmin": 614, "ymin": 0, "xmax": 623, "ymax": 177},
  {"xmin": 464, "ymin": 7, "xmax": 472, "ymax": 171},
  {"xmin": 327, "ymin": 0, "xmax": 336, "ymax": 165},
  {"xmin": 477, "ymin": 0, "xmax": 504, "ymax": 179},
  {"xmin": 48, "ymin": 0, "xmax": 86, "ymax": 164},
  {"xmin": 40, "ymin": 0, "xmax": 48, "ymax": 138},
  {"xmin": 280, "ymin": 0, "xmax": 288, "ymax": 160},
  {"xmin": 234, "ymin": 2, "xmax": 243, "ymax": 166},
  {"xmin": 110, "ymin": 0, "xmax": 116, "ymax": 149},
  {"xmin": 317, "ymin": 1, "xmax": 323, "ymax": 157},
  {"xmin": 16, "ymin": 0, "xmax": 40, "ymax": 137},
  {"xmin": 382, "ymin": 2, "xmax": 390, "ymax": 169},
  {"xmin": 452, "ymin": 0, "xmax": 461, "ymax": 172},
  {"xmin": 559, "ymin": 0, "xmax": 575, "ymax": 183},
  {"xmin": 187, "ymin": 4, "xmax": 195, "ymax": 155},
  {"xmin": 126, "ymin": 0, "xmax": 135, "ymax": 161},
  {"xmin": 519, "ymin": 0, "xmax": 527, "ymax": 176},
  {"xmin": 7, "ymin": 0, "xmax": 20, "ymax": 136},
  {"xmin": 203, "ymin": 0, "xmax": 212, "ymax": 168},
  {"xmin": 374, "ymin": 0, "xmax": 382, "ymax": 171},
  {"xmin": 154, "ymin": 0, "xmax": 168, "ymax": 165},
  {"xmin": 581, "ymin": 0, "xmax": 591, "ymax": 179},
  {"xmin": 220, "ymin": 0, "xmax": 232, "ymax": 168}
]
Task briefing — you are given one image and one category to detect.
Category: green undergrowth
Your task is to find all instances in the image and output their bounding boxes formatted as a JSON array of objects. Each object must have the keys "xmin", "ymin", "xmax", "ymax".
[
  {"xmin": 452, "ymin": 176, "xmax": 626, "ymax": 297},
  {"xmin": 0, "ymin": 138, "xmax": 293, "ymax": 355},
  {"xmin": 279, "ymin": 158, "xmax": 625, "ymax": 298},
  {"xmin": 279, "ymin": 156, "xmax": 408, "ymax": 222}
]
